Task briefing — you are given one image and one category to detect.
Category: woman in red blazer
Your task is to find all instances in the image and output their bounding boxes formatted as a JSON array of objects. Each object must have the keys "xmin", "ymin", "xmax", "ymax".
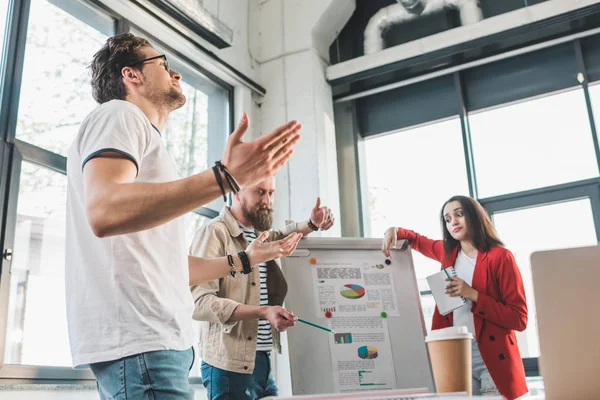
[{"xmin": 382, "ymin": 195, "xmax": 528, "ymax": 399}]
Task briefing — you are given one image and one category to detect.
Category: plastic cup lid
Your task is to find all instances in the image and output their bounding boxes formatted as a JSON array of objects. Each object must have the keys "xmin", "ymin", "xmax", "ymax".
[{"xmin": 425, "ymin": 326, "xmax": 473, "ymax": 342}]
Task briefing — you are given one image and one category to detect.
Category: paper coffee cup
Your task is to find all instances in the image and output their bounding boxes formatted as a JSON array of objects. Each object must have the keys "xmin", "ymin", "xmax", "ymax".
[{"xmin": 425, "ymin": 326, "xmax": 473, "ymax": 395}]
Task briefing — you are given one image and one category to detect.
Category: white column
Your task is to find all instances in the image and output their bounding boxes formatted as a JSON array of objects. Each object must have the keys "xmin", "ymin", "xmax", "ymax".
[
  {"xmin": 251, "ymin": 0, "xmax": 355, "ymax": 239},
  {"xmin": 249, "ymin": 0, "xmax": 355, "ymax": 395}
]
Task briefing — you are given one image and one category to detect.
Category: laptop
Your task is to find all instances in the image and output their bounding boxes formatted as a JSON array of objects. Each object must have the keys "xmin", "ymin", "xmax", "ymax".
[{"xmin": 531, "ymin": 245, "xmax": 600, "ymax": 400}]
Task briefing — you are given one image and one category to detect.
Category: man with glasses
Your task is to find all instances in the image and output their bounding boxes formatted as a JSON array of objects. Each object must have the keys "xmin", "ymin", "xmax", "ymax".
[{"xmin": 66, "ymin": 33, "xmax": 302, "ymax": 399}]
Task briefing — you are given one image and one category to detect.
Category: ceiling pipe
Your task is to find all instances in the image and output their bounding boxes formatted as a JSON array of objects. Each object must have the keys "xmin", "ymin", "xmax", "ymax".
[
  {"xmin": 397, "ymin": 0, "xmax": 426, "ymax": 15},
  {"xmin": 364, "ymin": 0, "xmax": 484, "ymax": 55}
]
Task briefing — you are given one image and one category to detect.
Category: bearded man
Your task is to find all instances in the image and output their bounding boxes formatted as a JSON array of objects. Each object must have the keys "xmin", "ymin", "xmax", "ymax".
[{"xmin": 189, "ymin": 176, "xmax": 334, "ymax": 399}]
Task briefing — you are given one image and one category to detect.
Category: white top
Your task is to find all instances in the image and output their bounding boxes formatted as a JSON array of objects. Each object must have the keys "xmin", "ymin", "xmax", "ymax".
[
  {"xmin": 453, "ymin": 250, "xmax": 477, "ymax": 338},
  {"xmin": 239, "ymin": 224, "xmax": 273, "ymax": 351},
  {"xmin": 65, "ymin": 100, "xmax": 194, "ymax": 367}
]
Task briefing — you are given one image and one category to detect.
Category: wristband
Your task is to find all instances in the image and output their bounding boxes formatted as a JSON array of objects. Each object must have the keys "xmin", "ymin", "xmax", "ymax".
[
  {"xmin": 212, "ymin": 165, "xmax": 227, "ymax": 201},
  {"xmin": 237, "ymin": 251, "xmax": 253, "ymax": 275},
  {"xmin": 215, "ymin": 161, "xmax": 241, "ymax": 194},
  {"xmin": 227, "ymin": 254, "xmax": 236, "ymax": 277}
]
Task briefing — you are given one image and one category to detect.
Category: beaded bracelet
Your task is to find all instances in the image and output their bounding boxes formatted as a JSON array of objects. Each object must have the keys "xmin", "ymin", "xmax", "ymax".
[{"xmin": 227, "ymin": 254, "xmax": 236, "ymax": 277}]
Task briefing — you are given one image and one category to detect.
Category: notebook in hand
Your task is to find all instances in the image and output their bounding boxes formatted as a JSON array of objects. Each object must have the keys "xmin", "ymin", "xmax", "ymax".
[{"xmin": 426, "ymin": 267, "xmax": 467, "ymax": 316}]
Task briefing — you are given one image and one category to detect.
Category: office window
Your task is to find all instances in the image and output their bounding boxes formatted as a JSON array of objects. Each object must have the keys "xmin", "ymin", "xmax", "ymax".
[
  {"xmin": 587, "ymin": 82, "xmax": 600, "ymax": 136},
  {"xmin": 0, "ymin": 0, "xmax": 8, "ymax": 66},
  {"xmin": 0, "ymin": 0, "xmax": 231, "ymax": 383},
  {"xmin": 492, "ymin": 199, "xmax": 597, "ymax": 358},
  {"xmin": 164, "ymin": 79, "xmax": 211, "ymax": 176},
  {"xmin": 1, "ymin": 0, "xmax": 114, "ymax": 371},
  {"xmin": 184, "ymin": 212, "xmax": 206, "ymax": 245},
  {"xmin": 15, "ymin": 0, "xmax": 113, "ymax": 156},
  {"xmin": 130, "ymin": 32, "xmax": 231, "ymax": 180},
  {"xmin": 363, "ymin": 118, "xmax": 470, "ymax": 327},
  {"xmin": 129, "ymin": 30, "xmax": 231, "ymax": 218},
  {"xmin": 469, "ymin": 89, "xmax": 599, "ymax": 198},
  {"xmin": 4, "ymin": 163, "xmax": 70, "ymax": 366},
  {"xmin": 160, "ymin": 56, "xmax": 229, "ymax": 378},
  {"xmin": 141, "ymin": 44, "xmax": 230, "ymax": 273}
]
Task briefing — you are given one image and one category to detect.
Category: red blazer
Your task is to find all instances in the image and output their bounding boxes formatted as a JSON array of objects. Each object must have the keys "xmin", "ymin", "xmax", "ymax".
[{"xmin": 397, "ymin": 228, "xmax": 528, "ymax": 400}]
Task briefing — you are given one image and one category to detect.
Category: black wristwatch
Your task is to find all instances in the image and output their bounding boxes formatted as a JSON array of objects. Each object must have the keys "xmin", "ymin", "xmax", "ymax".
[
  {"xmin": 237, "ymin": 251, "xmax": 253, "ymax": 274},
  {"xmin": 307, "ymin": 219, "xmax": 319, "ymax": 231}
]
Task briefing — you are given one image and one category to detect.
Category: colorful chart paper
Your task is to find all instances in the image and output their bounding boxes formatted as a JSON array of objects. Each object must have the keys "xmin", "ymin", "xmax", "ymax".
[
  {"xmin": 357, "ymin": 345, "xmax": 378, "ymax": 360},
  {"xmin": 340, "ymin": 284, "xmax": 365, "ymax": 299},
  {"xmin": 334, "ymin": 332, "xmax": 353, "ymax": 344}
]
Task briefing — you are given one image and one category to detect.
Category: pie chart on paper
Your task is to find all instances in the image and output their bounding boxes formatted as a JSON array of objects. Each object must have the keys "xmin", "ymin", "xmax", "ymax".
[
  {"xmin": 340, "ymin": 284, "xmax": 365, "ymax": 299},
  {"xmin": 358, "ymin": 345, "xmax": 378, "ymax": 360}
]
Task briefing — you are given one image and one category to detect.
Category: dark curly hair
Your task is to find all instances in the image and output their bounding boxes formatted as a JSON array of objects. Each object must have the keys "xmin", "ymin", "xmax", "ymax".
[{"xmin": 90, "ymin": 33, "xmax": 151, "ymax": 104}]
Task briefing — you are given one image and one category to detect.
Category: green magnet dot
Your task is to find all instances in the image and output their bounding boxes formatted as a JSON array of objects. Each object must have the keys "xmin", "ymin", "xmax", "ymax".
[{"xmin": 380, "ymin": 312, "xmax": 387, "ymax": 318}]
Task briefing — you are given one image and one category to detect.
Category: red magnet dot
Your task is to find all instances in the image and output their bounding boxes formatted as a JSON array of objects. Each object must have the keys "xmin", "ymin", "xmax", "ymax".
[
  {"xmin": 309, "ymin": 258, "xmax": 317, "ymax": 265},
  {"xmin": 325, "ymin": 311, "xmax": 332, "ymax": 318}
]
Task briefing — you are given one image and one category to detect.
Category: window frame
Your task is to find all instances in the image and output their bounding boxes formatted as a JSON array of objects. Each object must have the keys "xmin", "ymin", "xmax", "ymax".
[
  {"xmin": 0, "ymin": 0, "xmax": 234, "ymax": 383},
  {"xmin": 130, "ymin": 24, "xmax": 234, "ymax": 216},
  {"xmin": 359, "ymin": 113, "xmax": 470, "ymax": 239},
  {"xmin": 352, "ymin": 39, "xmax": 600, "ymax": 379},
  {"xmin": 0, "ymin": 140, "xmax": 96, "ymax": 381}
]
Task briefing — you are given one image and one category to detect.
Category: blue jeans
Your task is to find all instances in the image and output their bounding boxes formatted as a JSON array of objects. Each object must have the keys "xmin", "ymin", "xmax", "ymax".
[
  {"xmin": 201, "ymin": 351, "xmax": 277, "ymax": 399},
  {"xmin": 472, "ymin": 340, "xmax": 501, "ymax": 396},
  {"xmin": 90, "ymin": 347, "xmax": 195, "ymax": 400}
]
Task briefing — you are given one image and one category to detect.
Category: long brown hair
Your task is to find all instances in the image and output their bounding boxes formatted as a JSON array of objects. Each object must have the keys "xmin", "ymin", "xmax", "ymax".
[{"xmin": 440, "ymin": 195, "xmax": 504, "ymax": 258}]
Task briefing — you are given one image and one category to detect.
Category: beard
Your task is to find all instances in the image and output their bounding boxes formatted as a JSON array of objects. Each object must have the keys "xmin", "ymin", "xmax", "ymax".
[
  {"xmin": 242, "ymin": 204, "xmax": 273, "ymax": 232},
  {"xmin": 143, "ymin": 75, "xmax": 186, "ymax": 111},
  {"xmin": 164, "ymin": 87, "xmax": 186, "ymax": 111},
  {"xmin": 154, "ymin": 87, "xmax": 185, "ymax": 111}
]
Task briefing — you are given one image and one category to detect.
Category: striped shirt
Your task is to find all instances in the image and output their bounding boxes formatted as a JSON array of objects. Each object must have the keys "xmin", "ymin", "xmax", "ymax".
[{"xmin": 240, "ymin": 224, "xmax": 273, "ymax": 351}]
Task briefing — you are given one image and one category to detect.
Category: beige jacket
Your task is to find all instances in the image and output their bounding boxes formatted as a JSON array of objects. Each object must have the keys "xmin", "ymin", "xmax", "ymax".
[{"xmin": 189, "ymin": 207, "xmax": 298, "ymax": 374}]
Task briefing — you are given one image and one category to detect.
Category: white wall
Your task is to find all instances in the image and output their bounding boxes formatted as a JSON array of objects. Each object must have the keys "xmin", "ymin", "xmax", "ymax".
[
  {"xmin": 195, "ymin": 0, "xmax": 260, "ymax": 82},
  {"xmin": 247, "ymin": 0, "xmax": 355, "ymax": 237},
  {"xmin": 245, "ymin": 1, "xmax": 355, "ymax": 395}
]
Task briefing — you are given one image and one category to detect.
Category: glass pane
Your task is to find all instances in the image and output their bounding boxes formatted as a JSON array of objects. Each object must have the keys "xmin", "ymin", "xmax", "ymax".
[
  {"xmin": 492, "ymin": 198, "xmax": 597, "ymax": 358},
  {"xmin": 527, "ymin": 376, "xmax": 545, "ymax": 397},
  {"xmin": 363, "ymin": 118, "xmax": 470, "ymax": 328},
  {"xmin": 587, "ymin": 82, "xmax": 600, "ymax": 141},
  {"xmin": 15, "ymin": 0, "xmax": 113, "ymax": 156},
  {"xmin": 419, "ymin": 293, "xmax": 436, "ymax": 334},
  {"xmin": 4, "ymin": 162, "xmax": 70, "ymax": 366},
  {"xmin": 469, "ymin": 89, "xmax": 599, "ymax": 198},
  {"xmin": 164, "ymin": 81, "xmax": 210, "ymax": 177},
  {"xmin": 129, "ymin": 30, "xmax": 230, "ymax": 180},
  {"xmin": 1, "ymin": 0, "xmax": 8, "ymax": 65},
  {"xmin": 183, "ymin": 211, "xmax": 207, "ymax": 377},
  {"xmin": 184, "ymin": 212, "xmax": 206, "ymax": 248}
]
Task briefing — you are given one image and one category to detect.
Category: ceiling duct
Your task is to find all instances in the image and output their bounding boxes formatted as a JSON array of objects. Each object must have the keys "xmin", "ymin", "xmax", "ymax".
[{"xmin": 364, "ymin": 0, "xmax": 483, "ymax": 54}]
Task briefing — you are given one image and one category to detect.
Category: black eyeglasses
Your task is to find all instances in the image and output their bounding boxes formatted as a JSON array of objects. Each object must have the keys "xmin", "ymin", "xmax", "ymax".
[{"xmin": 129, "ymin": 54, "xmax": 170, "ymax": 72}]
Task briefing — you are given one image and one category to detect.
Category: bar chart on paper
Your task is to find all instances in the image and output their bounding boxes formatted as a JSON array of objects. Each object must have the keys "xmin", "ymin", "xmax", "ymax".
[{"xmin": 334, "ymin": 333, "xmax": 353, "ymax": 344}]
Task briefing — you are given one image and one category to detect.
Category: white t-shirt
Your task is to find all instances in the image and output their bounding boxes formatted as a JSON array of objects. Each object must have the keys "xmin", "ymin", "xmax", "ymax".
[
  {"xmin": 65, "ymin": 100, "xmax": 194, "ymax": 367},
  {"xmin": 453, "ymin": 250, "xmax": 477, "ymax": 338}
]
